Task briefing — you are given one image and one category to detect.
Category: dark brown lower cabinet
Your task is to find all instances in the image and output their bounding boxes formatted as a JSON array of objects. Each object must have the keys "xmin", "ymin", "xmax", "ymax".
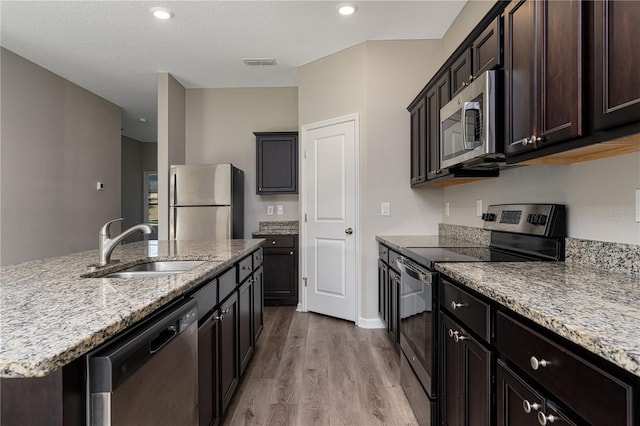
[
  {"xmin": 238, "ymin": 279, "xmax": 254, "ymax": 376},
  {"xmin": 258, "ymin": 234, "xmax": 298, "ymax": 306},
  {"xmin": 198, "ymin": 310, "xmax": 220, "ymax": 426},
  {"xmin": 219, "ymin": 292, "xmax": 239, "ymax": 415},
  {"xmin": 378, "ymin": 259, "xmax": 388, "ymax": 326},
  {"xmin": 439, "ymin": 312, "xmax": 492, "ymax": 426},
  {"xmin": 497, "ymin": 360, "xmax": 578, "ymax": 426},
  {"xmin": 388, "ymin": 268, "xmax": 400, "ymax": 347},
  {"xmin": 252, "ymin": 266, "xmax": 264, "ymax": 342}
]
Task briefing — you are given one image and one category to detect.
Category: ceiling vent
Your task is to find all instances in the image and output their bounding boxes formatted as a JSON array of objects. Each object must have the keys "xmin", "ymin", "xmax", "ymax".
[{"xmin": 242, "ymin": 58, "xmax": 277, "ymax": 66}]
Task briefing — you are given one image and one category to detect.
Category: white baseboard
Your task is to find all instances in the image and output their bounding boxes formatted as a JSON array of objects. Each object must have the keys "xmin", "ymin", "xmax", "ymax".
[
  {"xmin": 357, "ymin": 316, "xmax": 385, "ymax": 329},
  {"xmin": 296, "ymin": 303, "xmax": 305, "ymax": 312}
]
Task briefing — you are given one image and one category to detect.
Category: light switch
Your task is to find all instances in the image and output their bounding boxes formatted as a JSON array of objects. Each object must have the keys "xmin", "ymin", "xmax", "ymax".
[
  {"xmin": 476, "ymin": 199, "xmax": 483, "ymax": 217},
  {"xmin": 267, "ymin": 205, "xmax": 274, "ymax": 216},
  {"xmin": 277, "ymin": 205, "xmax": 284, "ymax": 215},
  {"xmin": 96, "ymin": 182, "xmax": 104, "ymax": 191},
  {"xmin": 445, "ymin": 202, "xmax": 450, "ymax": 216},
  {"xmin": 381, "ymin": 202, "xmax": 390, "ymax": 216},
  {"xmin": 636, "ymin": 189, "xmax": 640, "ymax": 223}
]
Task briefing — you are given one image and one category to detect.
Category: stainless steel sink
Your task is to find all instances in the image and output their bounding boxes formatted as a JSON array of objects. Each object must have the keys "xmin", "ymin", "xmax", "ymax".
[{"xmin": 103, "ymin": 260, "xmax": 206, "ymax": 278}]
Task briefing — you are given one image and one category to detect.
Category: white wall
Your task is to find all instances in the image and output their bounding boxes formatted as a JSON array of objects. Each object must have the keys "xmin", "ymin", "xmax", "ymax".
[
  {"xmin": 157, "ymin": 73, "xmax": 186, "ymax": 240},
  {"xmin": 185, "ymin": 87, "xmax": 299, "ymax": 236},
  {"xmin": 298, "ymin": 40, "xmax": 444, "ymax": 321},
  {"xmin": 442, "ymin": 153, "xmax": 640, "ymax": 244},
  {"xmin": 0, "ymin": 48, "xmax": 121, "ymax": 265}
]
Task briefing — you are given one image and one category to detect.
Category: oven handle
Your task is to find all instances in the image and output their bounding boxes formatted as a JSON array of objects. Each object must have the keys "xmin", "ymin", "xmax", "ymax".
[{"xmin": 397, "ymin": 257, "xmax": 435, "ymax": 284}]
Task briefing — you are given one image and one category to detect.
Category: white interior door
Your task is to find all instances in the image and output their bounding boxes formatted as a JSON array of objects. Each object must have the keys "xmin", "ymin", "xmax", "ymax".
[{"xmin": 302, "ymin": 115, "xmax": 358, "ymax": 322}]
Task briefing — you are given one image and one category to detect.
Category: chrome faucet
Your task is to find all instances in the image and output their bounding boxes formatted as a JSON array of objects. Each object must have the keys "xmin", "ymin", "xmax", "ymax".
[{"xmin": 98, "ymin": 218, "xmax": 154, "ymax": 267}]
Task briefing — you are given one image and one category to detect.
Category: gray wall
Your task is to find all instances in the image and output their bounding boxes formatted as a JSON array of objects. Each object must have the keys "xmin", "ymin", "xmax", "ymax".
[
  {"xmin": 121, "ymin": 136, "xmax": 157, "ymax": 241},
  {"xmin": 1, "ymin": 48, "xmax": 121, "ymax": 266},
  {"xmin": 157, "ymin": 73, "xmax": 186, "ymax": 240},
  {"xmin": 185, "ymin": 87, "xmax": 299, "ymax": 236}
]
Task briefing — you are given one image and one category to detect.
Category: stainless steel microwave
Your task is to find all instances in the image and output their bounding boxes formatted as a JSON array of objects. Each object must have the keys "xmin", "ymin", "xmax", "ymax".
[{"xmin": 440, "ymin": 70, "xmax": 500, "ymax": 169}]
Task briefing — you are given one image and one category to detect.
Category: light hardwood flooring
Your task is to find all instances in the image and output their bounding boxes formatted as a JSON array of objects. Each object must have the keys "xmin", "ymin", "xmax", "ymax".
[{"xmin": 224, "ymin": 306, "xmax": 418, "ymax": 426}]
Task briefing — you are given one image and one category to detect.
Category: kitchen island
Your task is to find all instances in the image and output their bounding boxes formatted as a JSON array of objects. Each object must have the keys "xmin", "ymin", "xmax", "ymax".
[{"xmin": 0, "ymin": 239, "xmax": 264, "ymax": 378}]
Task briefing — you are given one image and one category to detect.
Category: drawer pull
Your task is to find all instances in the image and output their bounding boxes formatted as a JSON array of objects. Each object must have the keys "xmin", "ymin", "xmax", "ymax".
[
  {"xmin": 530, "ymin": 356, "xmax": 550, "ymax": 370},
  {"xmin": 242, "ymin": 265, "xmax": 250, "ymax": 270},
  {"xmin": 272, "ymin": 241, "xmax": 277, "ymax": 245},
  {"xmin": 522, "ymin": 400, "xmax": 541, "ymax": 414},
  {"xmin": 451, "ymin": 301, "xmax": 465, "ymax": 310},
  {"xmin": 256, "ymin": 256, "xmax": 263, "ymax": 261},
  {"xmin": 448, "ymin": 328, "xmax": 456, "ymax": 338},
  {"xmin": 537, "ymin": 412, "xmax": 556, "ymax": 425}
]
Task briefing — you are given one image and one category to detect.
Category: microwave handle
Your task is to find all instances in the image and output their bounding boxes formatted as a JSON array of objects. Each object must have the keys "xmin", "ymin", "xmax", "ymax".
[{"xmin": 463, "ymin": 101, "xmax": 481, "ymax": 150}]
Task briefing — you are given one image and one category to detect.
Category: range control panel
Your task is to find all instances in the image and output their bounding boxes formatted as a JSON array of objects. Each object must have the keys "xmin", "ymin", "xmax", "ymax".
[{"xmin": 482, "ymin": 204, "xmax": 566, "ymax": 237}]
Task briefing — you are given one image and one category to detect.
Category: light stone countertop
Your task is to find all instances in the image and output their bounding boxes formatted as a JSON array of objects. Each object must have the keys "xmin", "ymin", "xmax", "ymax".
[
  {"xmin": 435, "ymin": 262, "xmax": 640, "ymax": 378},
  {"xmin": 253, "ymin": 220, "xmax": 299, "ymax": 236},
  {"xmin": 375, "ymin": 235, "xmax": 486, "ymax": 252},
  {"xmin": 0, "ymin": 239, "xmax": 264, "ymax": 378}
]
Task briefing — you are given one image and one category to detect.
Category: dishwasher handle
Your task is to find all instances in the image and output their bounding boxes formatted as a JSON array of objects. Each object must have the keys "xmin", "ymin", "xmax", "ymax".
[{"xmin": 88, "ymin": 298, "xmax": 197, "ymax": 393}]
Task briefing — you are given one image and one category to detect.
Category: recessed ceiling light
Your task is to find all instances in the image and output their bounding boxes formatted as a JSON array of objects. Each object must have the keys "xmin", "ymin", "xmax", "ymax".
[
  {"xmin": 138, "ymin": 118, "xmax": 148, "ymax": 123},
  {"xmin": 337, "ymin": 3, "xmax": 358, "ymax": 16},
  {"xmin": 150, "ymin": 7, "xmax": 174, "ymax": 20}
]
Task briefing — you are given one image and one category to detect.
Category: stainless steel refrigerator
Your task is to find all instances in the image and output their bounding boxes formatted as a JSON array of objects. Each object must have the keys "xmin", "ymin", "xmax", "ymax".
[{"xmin": 169, "ymin": 164, "xmax": 244, "ymax": 240}]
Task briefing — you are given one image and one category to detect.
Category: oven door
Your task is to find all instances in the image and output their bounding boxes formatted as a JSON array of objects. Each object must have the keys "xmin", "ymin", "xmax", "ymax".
[{"xmin": 397, "ymin": 257, "xmax": 437, "ymax": 397}]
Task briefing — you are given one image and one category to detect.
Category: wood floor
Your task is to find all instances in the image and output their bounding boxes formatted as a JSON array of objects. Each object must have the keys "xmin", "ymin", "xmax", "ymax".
[{"xmin": 224, "ymin": 306, "xmax": 418, "ymax": 426}]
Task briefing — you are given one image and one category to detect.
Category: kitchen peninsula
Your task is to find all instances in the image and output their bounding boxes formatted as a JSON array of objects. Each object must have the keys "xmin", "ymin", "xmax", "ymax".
[{"xmin": 0, "ymin": 238, "xmax": 265, "ymax": 424}]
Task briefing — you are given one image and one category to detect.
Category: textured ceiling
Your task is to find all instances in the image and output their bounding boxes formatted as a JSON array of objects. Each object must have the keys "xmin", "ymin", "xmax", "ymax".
[{"xmin": 1, "ymin": 1, "xmax": 467, "ymax": 142}]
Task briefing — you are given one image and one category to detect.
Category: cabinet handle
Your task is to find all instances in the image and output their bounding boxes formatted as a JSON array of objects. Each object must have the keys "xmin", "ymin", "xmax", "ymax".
[
  {"xmin": 453, "ymin": 332, "xmax": 468, "ymax": 343},
  {"xmin": 429, "ymin": 169, "xmax": 442, "ymax": 175},
  {"xmin": 214, "ymin": 313, "xmax": 225, "ymax": 321},
  {"xmin": 242, "ymin": 265, "xmax": 250, "ymax": 270},
  {"xmin": 451, "ymin": 301, "xmax": 465, "ymax": 310},
  {"xmin": 289, "ymin": 251, "xmax": 294, "ymax": 255},
  {"xmin": 537, "ymin": 412, "xmax": 556, "ymax": 425},
  {"xmin": 256, "ymin": 256, "xmax": 263, "ymax": 261},
  {"xmin": 448, "ymin": 329, "xmax": 456, "ymax": 338},
  {"xmin": 530, "ymin": 356, "xmax": 550, "ymax": 370},
  {"xmin": 272, "ymin": 241, "xmax": 277, "ymax": 245},
  {"xmin": 522, "ymin": 400, "xmax": 541, "ymax": 414}
]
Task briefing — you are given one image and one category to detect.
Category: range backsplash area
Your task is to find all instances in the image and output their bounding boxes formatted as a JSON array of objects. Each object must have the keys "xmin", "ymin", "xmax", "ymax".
[{"xmin": 439, "ymin": 224, "xmax": 640, "ymax": 276}]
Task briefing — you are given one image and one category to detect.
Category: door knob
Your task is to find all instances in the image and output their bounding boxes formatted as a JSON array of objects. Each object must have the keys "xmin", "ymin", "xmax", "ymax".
[{"xmin": 345, "ymin": 227, "xmax": 353, "ymax": 235}]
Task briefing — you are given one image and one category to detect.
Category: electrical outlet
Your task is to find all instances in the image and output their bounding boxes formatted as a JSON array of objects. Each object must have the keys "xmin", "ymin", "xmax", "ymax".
[
  {"xmin": 267, "ymin": 205, "xmax": 274, "ymax": 216},
  {"xmin": 277, "ymin": 205, "xmax": 284, "ymax": 215},
  {"xmin": 445, "ymin": 202, "xmax": 450, "ymax": 216},
  {"xmin": 636, "ymin": 189, "xmax": 640, "ymax": 223},
  {"xmin": 381, "ymin": 202, "xmax": 390, "ymax": 216},
  {"xmin": 96, "ymin": 182, "xmax": 104, "ymax": 191},
  {"xmin": 476, "ymin": 199, "xmax": 483, "ymax": 217}
]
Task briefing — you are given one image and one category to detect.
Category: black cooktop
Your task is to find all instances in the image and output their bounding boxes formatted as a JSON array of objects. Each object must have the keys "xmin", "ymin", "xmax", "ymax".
[{"xmin": 401, "ymin": 246, "xmax": 538, "ymax": 270}]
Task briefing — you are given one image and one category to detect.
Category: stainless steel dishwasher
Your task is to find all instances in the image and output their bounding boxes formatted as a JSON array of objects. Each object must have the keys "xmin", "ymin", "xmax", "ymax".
[{"xmin": 87, "ymin": 298, "xmax": 198, "ymax": 426}]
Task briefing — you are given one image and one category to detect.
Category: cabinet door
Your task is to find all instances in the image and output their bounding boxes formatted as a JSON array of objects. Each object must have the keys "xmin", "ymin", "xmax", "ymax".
[
  {"xmin": 378, "ymin": 259, "xmax": 388, "ymax": 326},
  {"xmin": 473, "ymin": 16, "xmax": 502, "ymax": 77},
  {"xmin": 497, "ymin": 360, "xmax": 544, "ymax": 426},
  {"xmin": 593, "ymin": 0, "xmax": 640, "ymax": 130},
  {"xmin": 198, "ymin": 313, "xmax": 220, "ymax": 426},
  {"xmin": 410, "ymin": 97, "xmax": 427, "ymax": 185},
  {"xmin": 451, "ymin": 49, "xmax": 473, "ymax": 96},
  {"xmin": 252, "ymin": 266, "xmax": 264, "ymax": 343},
  {"xmin": 440, "ymin": 312, "xmax": 462, "ymax": 426},
  {"xmin": 238, "ymin": 280, "xmax": 254, "ymax": 376},
  {"xmin": 536, "ymin": 0, "xmax": 583, "ymax": 146},
  {"xmin": 219, "ymin": 292, "xmax": 239, "ymax": 415},
  {"xmin": 255, "ymin": 132, "xmax": 298, "ymax": 194},
  {"xmin": 263, "ymin": 246, "xmax": 298, "ymax": 306},
  {"xmin": 504, "ymin": 0, "xmax": 537, "ymax": 156}
]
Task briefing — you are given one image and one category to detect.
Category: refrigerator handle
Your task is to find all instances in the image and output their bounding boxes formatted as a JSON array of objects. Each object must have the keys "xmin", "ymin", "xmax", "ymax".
[{"xmin": 171, "ymin": 172, "xmax": 177, "ymax": 206}]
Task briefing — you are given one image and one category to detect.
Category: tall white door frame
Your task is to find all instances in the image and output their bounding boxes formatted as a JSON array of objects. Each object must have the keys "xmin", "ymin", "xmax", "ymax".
[{"xmin": 299, "ymin": 113, "xmax": 361, "ymax": 324}]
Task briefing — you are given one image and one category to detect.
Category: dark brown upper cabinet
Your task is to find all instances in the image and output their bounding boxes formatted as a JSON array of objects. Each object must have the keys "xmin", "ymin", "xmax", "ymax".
[
  {"xmin": 504, "ymin": 0, "xmax": 584, "ymax": 158},
  {"xmin": 410, "ymin": 97, "xmax": 427, "ymax": 186},
  {"xmin": 255, "ymin": 132, "xmax": 298, "ymax": 194},
  {"xmin": 451, "ymin": 49, "xmax": 473, "ymax": 97},
  {"xmin": 593, "ymin": 0, "xmax": 640, "ymax": 131},
  {"xmin": 428, "ymin": 73, "xmax": 452, "ymax": 180},
  {"xmin": 472, "ymin": 16, "xmax": 502, "ymax": 77}
]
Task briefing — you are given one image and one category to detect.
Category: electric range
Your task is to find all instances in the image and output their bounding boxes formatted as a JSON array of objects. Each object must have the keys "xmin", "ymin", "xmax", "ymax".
[{"xmin": 397, "ymin": 204, "xmax": 566, "ymax": 426}]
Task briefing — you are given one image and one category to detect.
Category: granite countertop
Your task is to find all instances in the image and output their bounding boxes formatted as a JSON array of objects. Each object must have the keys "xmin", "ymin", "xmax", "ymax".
[
  {"xmin": 0, "ymin": 239, "xmax": 264, "ymax": 378},
  {"xmin": 253, "ymin": 220, "xmax": 299, "ymax": 236},
  {"xmin": 375, "ymin": 235, "xmax": 486, "ymax": 252},
  {"xmin": 435, "ymin": 262, "xmax": 640, "ymax": 378}
]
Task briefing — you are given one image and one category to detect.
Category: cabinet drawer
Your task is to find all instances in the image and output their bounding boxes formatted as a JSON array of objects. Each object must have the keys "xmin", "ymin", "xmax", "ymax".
[
  {"xmin": 440, "ymin": 278, "xmax": 490, "ymax": 342},
  {"xmin": 496, "ymin": 312, "xmax": 633, "ymax": 426},
  {"xmin": 238, "ymin": 255, "xmax": 253, "ymax": 283},
  {"xmin": 388, "ymin": 249, "xmax": 401, "ymax": 272},
  {"xmin": 192, "ymin": 278, "xmax": 218, "ymax": 322},
  {"xmin": 219, "ymin": 266, "xmax": 237, "ymax": 302},
  {"xmin": 264, "ymin": 236, "xmax": 295, "ymax": 248},
  {"xmin": 253, "ymin": 248, "xmax": 263, "ymax": 269},
  {"xmin": 378, "ymin": 244, "xmax": 389, "ymax": 263}
]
